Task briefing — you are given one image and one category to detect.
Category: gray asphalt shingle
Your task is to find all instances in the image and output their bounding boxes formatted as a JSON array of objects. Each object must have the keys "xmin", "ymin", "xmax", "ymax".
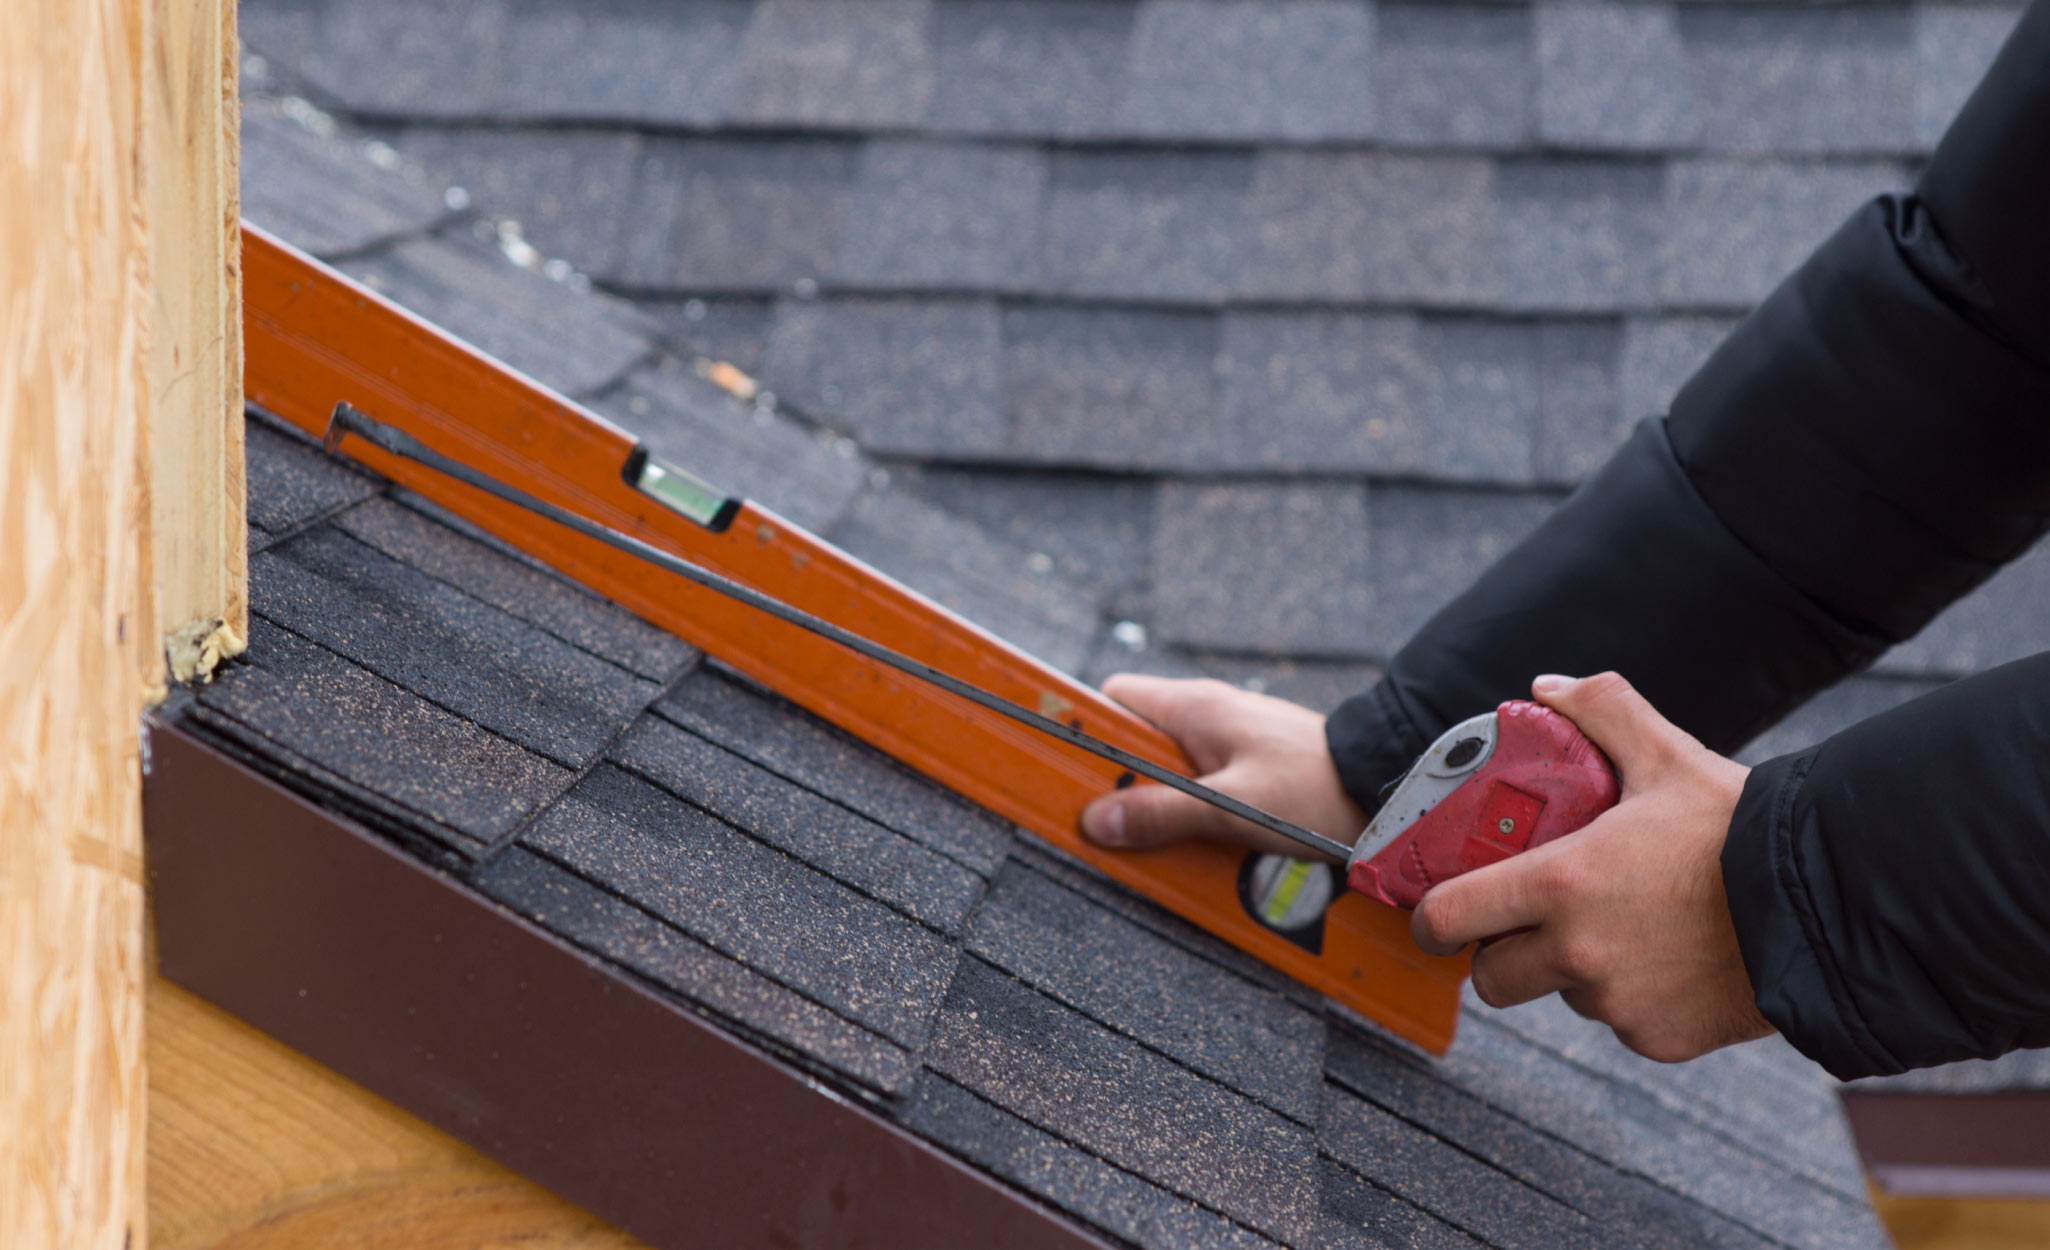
[
  {"xmin": 240, "ymin": 103, "xmax": 449, "ymax": 257},
  {"xmin": 614, "ymin": 139, "xmax": 859, "ymax": 291},
  {"xmin": 729, "ymin": 0, "xmax": 936, "ymax": 128},
  {"xmin": 655, "ymin": 665, "xmax": 1016, "ymax": 876},
  {"xmin": 1041, "ymin": 151, "xmax": 1252, "ymax": 303},
  {"xmin": 340, "ymin": 231, "xmax": 654, "ymax": 398},
  {"xmin": 827, "ymin": 490, "xmax": 1103, "ymax": 674},
  {"xmin": 763, "ymin": 297, "xmax": 1007, "ymax": 456},
  {"xmin": 965, "ymin": 862, "xmax": 1326, "ymax": 1122},
  {"xmin": 1536, "ymin": 1, "xmax": 1689, "ymax": 151},
  {"xmin": 899, "ymin": 1073, "xmax": 1287, "ymax": 1250},
  {"xmin": 831, "ymin": 141, "xmax": 1046, "ymax": 290},
  {"xmin": 1373, "ymin": 3, "xmax": 1533, "ymax": 148},
  {"xmin": 1152, "ymin": 481, "xmax": 1373, "ymax": 655},
  {"xmin": 252, "ymin": 527, "xmax": 659, "ymax": 768},
  {"xmin": 1115, "ymin": 0, "xmax": 1376, "ymax": 142},
  {"xmin": 199, "ymin": 618, "xmax": 572, "ymax": 850},
  {"xmin": 331, "ymin": 494, "xmax": 695, "ymax": 682},
  {"xmin": 1682, "ymin": 7, "xmax": 1915, "ymax": 155},
  {"xmin": 928, "ymin": 958, "xmax": 1322, "ymax": 1245},
  {"xmin": 472, "ymin": 844, "xmax": 917, "ymax": 1093},
  {"xmin": 1238, "ymin": 152, "xmax": 1500, "ymax": 304},
  {"xmin": 1658, "ymin": 160, "xmax": 1906, "ymax": 308},
  {"xmin": 244, "ymin": 418, "xmax": 383, "ymax": 539},
  {"xmin": 1002, "ymin": 305, "xmax": 1222, "ymax": 469},
  {"xmin": 389, "ymin": 129, "xmax": 641, "ymax": 278},
  {"xmin": 926, "ymin": 0, "xmax": 1134, "ymax": 137},
  {"xmin": 494, "ymin": 0, "xmax": 752, "ymax": 125},
  {"xmin": 611, "ymin": 715, "xmax": 988, "ymax": 933},
  {"xmin": 526, "ymin": 765, "xmax": 958, "ymax": 1048}
]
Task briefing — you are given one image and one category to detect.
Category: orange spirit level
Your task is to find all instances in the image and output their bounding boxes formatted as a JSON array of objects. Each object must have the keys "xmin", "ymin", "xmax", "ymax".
[{"xmin": 242, "ymin": 224, "xmax": 1470, "ymax": 1053}]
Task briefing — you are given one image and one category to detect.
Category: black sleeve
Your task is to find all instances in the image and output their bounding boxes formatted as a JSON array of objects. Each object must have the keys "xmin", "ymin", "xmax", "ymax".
[{"xmin": 1326, "ymin": 0, "xmax": 2050, "ymax": 1076}]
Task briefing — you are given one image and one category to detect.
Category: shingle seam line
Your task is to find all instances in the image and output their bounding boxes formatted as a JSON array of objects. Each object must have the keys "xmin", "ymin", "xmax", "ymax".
[
  {"xmin": 600, "ymin": 749, "xmax": 977, "ymax": 942},
  {"xmin": 645, "ymin": 703, "xmax": 1006, "ymax": 878},
  {"xmin": 918, "ymin": 1064, "xmax": 1308, "ymax": 1250},
  {"xmin": 476, "ymin": 657, "xmax": 703, "ymax": 861},
  {"xmin": 515, "ymin": 836, "xmax": 939, "ymax": 1053},
  {"xmin": 1459, "ymin": 1009, "xmax": 1869, "ymax": 1205}
]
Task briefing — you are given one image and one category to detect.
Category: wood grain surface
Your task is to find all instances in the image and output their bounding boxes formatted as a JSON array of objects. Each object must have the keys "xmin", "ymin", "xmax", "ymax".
[
  {"xmin": 149, "ymin": 979, "xmax": 646, "ymax": 1250},
  {"xmin": 2, "ymin": 5, "xmax": 156, "ymax": 1247}
]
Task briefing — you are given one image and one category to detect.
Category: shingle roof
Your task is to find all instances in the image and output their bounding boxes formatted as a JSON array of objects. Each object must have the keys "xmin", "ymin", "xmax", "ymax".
[{"xmin": 219, "ymin": 2, "xmax": 2044, "ymax": 1243}]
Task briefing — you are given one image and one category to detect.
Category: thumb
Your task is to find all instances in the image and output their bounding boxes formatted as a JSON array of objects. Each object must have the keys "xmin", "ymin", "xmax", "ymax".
[
  {"xmin": 1081, "ymin": 780, "xmax": 1235, "ymax": 850},
  {"xmin": 1530, "ymin": 671, "xmax": 1690, "ymax": 782}
]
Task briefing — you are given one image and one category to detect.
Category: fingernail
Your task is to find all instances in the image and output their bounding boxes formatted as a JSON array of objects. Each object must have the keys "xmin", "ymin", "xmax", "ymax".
[
  {"xmin": 1532, "ymin": 674, "xmax": 1572, "ymax": 696},
  {"xmin": 1081, "ymin": 799, "xmax": 1126, "ymax": 846}
]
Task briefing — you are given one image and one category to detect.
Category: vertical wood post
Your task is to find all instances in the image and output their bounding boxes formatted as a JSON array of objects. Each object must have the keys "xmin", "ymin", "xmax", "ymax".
[
  {"xmin": 146, "ymin": 0, "xmax": 245, "ymax": 686},
  {"xmin": 2, "ymin": 1, "xmax": 240, "ymax": 1247}
]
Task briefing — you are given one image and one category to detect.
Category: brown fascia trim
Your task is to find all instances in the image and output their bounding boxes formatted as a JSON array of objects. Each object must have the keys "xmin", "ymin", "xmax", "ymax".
[
  {"xmin": 1842, "ymin": 1088, "xmax": 2050, "ymax": 1199},
  {"xmin": 142, "ymin": 717, "xmax": 1115, "ymax": 1250}
]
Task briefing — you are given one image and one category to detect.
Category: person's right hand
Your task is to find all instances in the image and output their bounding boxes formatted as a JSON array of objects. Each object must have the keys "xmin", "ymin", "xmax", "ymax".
[{"xmin": 1078, "ymin": 674, "xmax": 1368, "ymax": 859}]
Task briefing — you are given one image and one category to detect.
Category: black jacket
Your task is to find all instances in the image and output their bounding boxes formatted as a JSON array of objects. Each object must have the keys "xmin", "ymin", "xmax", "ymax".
[{"xmin": 1326, "ymin": 0, "xmax": 2050, "ymax": 1080}]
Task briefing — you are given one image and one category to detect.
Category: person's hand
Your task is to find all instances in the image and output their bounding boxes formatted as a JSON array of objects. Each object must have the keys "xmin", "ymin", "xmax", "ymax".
[
  {"xmin": 1079, "ymin": 674, "xmax": 1367, "ymax": 858},
  {"xmin": 1412, "ymin": 672, "xmax": 1773, "ymax": 1062}
]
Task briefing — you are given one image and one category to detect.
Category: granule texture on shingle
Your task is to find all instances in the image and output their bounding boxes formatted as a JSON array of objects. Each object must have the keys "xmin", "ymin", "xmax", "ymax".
[
  {"xmin": 339, "ymin": 232, "xmax": 653, "ymax": 399},
  {"xmin": 1151, "ymin": 481, "xmax": 1373, "ymax": 656},
  {"xmin": 389, "ymin": 128, "xmax": 642, "ymax": 283},
  {"xmin": 1363, "ymin": 487, "xmax": 1556, "ymax": 657},
  {"xmin": 1619, "ymin": 315, "xmax": 1738, "ymax": 428},
  {"xmin": 1535, "ymin": 1, "xmax": 1690, "ymax": 151},
  {"xmin": 332, "ymin": 494, "xmax": 695, "ymax": 682},
  {"xmin": 615, "ymin": 138, "xmax": 860, "ymax": 290},
  {"xmin": 1005, "ymin": 842, "xmax": 1310, "ymax": 1002},
  {"xmin": 1237, "ymin": 152, "xmax": 1500, "ymax": 304},
  {"xmin": 1040, "ymin": 150, "xmax": 1253, "ymax": 302},
  {"xmin": 925, "ymin": 0, "xmax": 1134, "ymax": 138},
  {"xmin": 827, "ymin": 491, "xmax": 1103, "ymax": 675},
  {"xmin": 524, "ymin": 766, "xmax": 958, "ymax": 1048},
  {"xmin": 252, "ymin": 528, "xmax": 658, "ymax": 769},
  {"xmin": 1319, "ymin": 1084, "xmax": 1606, "ymax": 1250},
  {"xmin": 239, "ymin": 104, "xmax": 449, "ymax": 258},
  {"xmin": 655, "ymin": 667, "xmax": 1015, "ymax": 874},
  {"xmin": 1535, "ymin": 320, "xmax": 1628, "ymax": 484},
  {"xmin": 472, "ymin": 846, "xmax": 916, "ymax": 1094},
  {"xmin": 1312, "ymin": 1156, "xmax": 1488, "ymax": 1250},
  {"xmin": 1114, "ymin": 0, "xmax": 1376, "ymax": 143},
  {"xmin": 1680, "ymin": 6, "xmax": 1915, "ymax": 155},
  {"xmin": 1463, "ymin": 992, "xmax": 1865, "ymax": 1197},
  {"xmin": 901, "ymin": 468, "xmax": 1155, "ymax": 605},
  {"xmin": 965, "ymin": 863, "xmax": 1325, "ymax": 1123},
  {"xmin": 898, "ymin": 1073, "xmax": 1287, "ymax": 1250},
  {"xmin": 1001, "ymin": 305, "xmax": 1223, "ymax": 470},
  {"xmin": 762, "ymin": 296, "xmax": 1007, "ymax": 457},
  {"xmin": 830, "ymin": 140, "xmax": 1046, "ymax": 290},
  {"xmin": 1371, "ymin": 3, "xmax": 1533, "ymax": 148},
  {"xmin": 1494, "ymin": 158, "xmax": 1665, "ymax": 312},
  {"xmin": 728, "ymin": 0, "xmax": 935, "ymax": 129},
  {"xmin": 244, "ymin": 417, "xmax": 382, "ymax": 539},
  {"xmin": 492, "ymin": 0, "xmax": 753, "ymax": 126},
  {"xmin": 1214, "ymin": 311, "xmax": 1538, "ymax": 481},
  {"xmin": 610, "ymin": 716, "xmax": 987, "ymax": 934},
  {"xmin": 1433, "ymin": 1011, "xmax": 1887, "ymax": 1249},
  {"xmin": 200, "ymin": 619, "xmax": 571, "ymax": 849},
  {"xmin": 926, "ymin": 959, "xmax": 1321, "ymax": 1246},
  {"xmin": 1656, "ymin": 160, "xmax": 1906, "ymax": 308}
]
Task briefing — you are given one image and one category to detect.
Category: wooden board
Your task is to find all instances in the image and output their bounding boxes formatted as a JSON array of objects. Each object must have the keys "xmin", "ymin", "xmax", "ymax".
[
  {"xmin": 142, "ymin": 0, "xmax": 246, "ymax": 685},
  {"xmin": 149, "ymin": 978, "xmax": 644, "ymax": 1250},
  {"xmin": 1869, "ymin": 1179, "xmax": 2050, "ymax": 1250},
  {"xmin": 2, "ymin": 5, "xmax": 155, "ymax": 1249}
]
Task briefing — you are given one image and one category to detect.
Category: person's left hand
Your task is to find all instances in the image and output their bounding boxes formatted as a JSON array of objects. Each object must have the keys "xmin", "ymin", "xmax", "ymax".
[{"xmin": 1410, "ymin": 672, "xmax": 1774, "ymax": 1063}]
